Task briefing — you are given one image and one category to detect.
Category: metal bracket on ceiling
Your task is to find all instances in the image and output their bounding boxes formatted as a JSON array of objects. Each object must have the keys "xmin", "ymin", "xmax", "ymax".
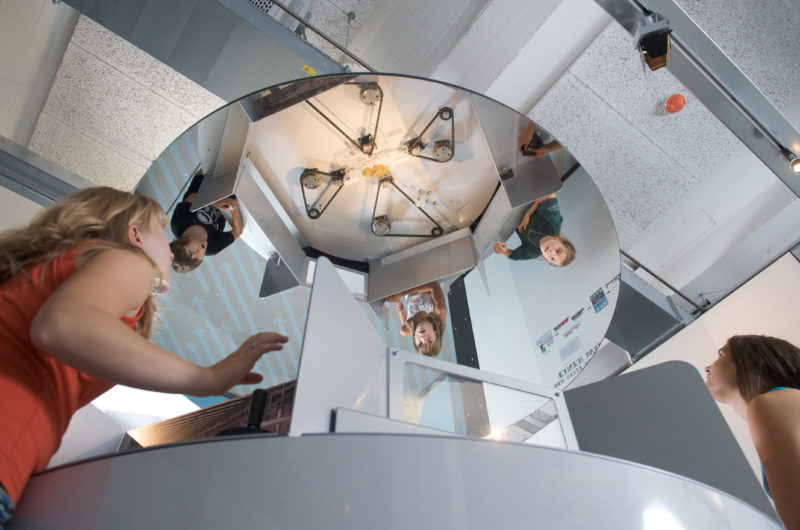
[
  {"xmin": 633, "ymin": 13, "xmax": 671, "ymax": 72},
  {"xmin": 404, "ymin": 107, "xmax": 455, "ymax": 163},
  {"xmin": 305, "ymin": 82, "xmax": 383, "ymax": 155},
  {"xmin": 371, "ymin": 175, "xmax": 444, "ymax": 238},
  {"xmin": 300, "ymin": 168, "xmax": 348, "ymax": 219}
]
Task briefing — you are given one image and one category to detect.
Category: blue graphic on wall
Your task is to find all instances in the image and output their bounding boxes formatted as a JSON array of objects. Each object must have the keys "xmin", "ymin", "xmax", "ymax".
[{"xmin": 590, "ymin": 288, "xmax": 608, "ymax": 313}]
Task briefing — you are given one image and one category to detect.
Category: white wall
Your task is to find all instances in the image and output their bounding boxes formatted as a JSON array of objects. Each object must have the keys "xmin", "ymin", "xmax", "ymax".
[
  {"xmin": 626, "ymin": 252, "xmax": 800, "ymax": 477},
  {"xmin": 0, "ymin": 186, "xmax": 41, "ymax": 230},
  {"xmin": 627, "ymin": 147, "xmax": 800, "ymax": 293},
  {"xmin": 50, "ymin": 387, "xmax": 199, "ymax": 467}
]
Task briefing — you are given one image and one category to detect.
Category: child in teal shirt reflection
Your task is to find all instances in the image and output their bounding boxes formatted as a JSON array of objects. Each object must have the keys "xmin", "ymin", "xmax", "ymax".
[{"xmin": 494, "ymin": 194, "xmax": 575, "ymax": 267}]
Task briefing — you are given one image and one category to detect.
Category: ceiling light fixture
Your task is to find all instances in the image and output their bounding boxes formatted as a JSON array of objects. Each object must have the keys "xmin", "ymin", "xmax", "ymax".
[{"xmin": 790, "ymin": 155, "xmax": 800, "ymax": 173}]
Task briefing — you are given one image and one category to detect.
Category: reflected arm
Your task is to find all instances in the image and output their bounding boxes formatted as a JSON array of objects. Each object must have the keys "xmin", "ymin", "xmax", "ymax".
[
  {"xmin": 522, "ymin": 141, "xmax": 561, "ymax": 160},
  {"xmin": 213, "ymin": 197, "xmax": 243, "ymax": 240},
  {"xmin": 747, "ymin": 390, "xmax": 800, "ymax": 530},
  {"xmin": 517, "ymin": 122, "xmax": 536, "ymax": 149},
  {"xmin": 507, "ymin": 244, "xmax": 541, "ymax": 261},
  {"xmin": 396, "ymin": 306, "xmax": 411, "ymax": 336},
  {"xmin": 529, "ymin": 193, "xmax": 557, "ymax": 214},
  {"xmin": 230, "ymin": 203, "xmax": 243, "ymax": 239},
  {"xmin": 386, "ymin": 282, "xmax": 441, "ymax": 300},
  {"xmin": 430, "ymin": 282, "xmax": 447, "ymax": 323}
]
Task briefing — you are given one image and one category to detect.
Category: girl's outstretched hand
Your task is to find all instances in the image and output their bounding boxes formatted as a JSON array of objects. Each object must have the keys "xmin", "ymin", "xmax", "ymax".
[{"xmin": 202, "ymin": 332, "xmax": 288, "ymax": 396}]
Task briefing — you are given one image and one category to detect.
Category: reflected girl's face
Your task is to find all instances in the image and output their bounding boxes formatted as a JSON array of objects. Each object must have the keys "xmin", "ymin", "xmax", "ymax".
[
  {"xmin": 705, "ymin": 344, "xmax": 739, "ymax": 403},
  {"xmin": 540, "ymin": 236, "xmax": 567, "ymax": 266},
  {"xmin": 414, "ymin": 320, "xmax": 436, "ymax": 347}
]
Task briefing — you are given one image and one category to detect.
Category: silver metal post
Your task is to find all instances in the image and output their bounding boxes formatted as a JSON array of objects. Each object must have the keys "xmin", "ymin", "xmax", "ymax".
[{"xmin": 620, "ymin": 249, "xmax": 705, "ymax": 313}]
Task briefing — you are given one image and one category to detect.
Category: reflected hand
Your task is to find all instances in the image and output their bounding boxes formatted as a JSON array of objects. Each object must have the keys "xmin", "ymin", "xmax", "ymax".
[
  {"xmin": 493, "ymin": 242, "xmax": 509, "ymax": 256},
  {"xmin": 518, "ymin": 212, "xmax": 531, "ymax": 231},
  {"xmin": 517, "ymin": 123, "xmax": 535, "ymax": 149},
  {"xmin": 384, "ymin": 295, "xmax": 400, "ymax": 303},
  {"xmin": 214, "ymin": 197, "xmax": 238, "ymax": 211},
  {"xmin": 203, "ymin": 332, "xmax": 288, "ymax": 395},
  {"xmin": 521, "ymin": 149, "xmax": 546, "ymax": 159}
]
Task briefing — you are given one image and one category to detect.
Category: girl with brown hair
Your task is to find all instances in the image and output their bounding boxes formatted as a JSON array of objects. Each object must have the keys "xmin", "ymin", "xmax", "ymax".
[{"xmin": 705, "ymin": 335, "xmax": 800, "ymax": 529}]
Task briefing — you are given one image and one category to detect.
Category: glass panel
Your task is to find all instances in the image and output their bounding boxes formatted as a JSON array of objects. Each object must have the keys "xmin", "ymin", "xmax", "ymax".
[{"xmin": 403, "ymin": 362, "xmax": 567, "ymax": 449}]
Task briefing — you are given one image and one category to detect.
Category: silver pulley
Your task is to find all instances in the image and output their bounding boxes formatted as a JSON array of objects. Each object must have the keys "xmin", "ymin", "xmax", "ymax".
[
  {"xmin": 301, "ymin": 169, "xmax": 321, "ymax": 189},
  {"xmin": 372, "ymin": 215, "xmax": 391, "ymax": 236}
]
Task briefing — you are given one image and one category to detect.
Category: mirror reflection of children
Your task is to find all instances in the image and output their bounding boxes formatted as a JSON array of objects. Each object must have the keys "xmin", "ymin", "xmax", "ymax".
[
  {"xmin": 385, "ymin": 282, "xmax": 447, "ymax": 357},
  {"xmin": 493, "ymin": 193, "xmax": 575, "ymax": 266},
  {"xmin": 518, "ymin": 122, "xmax": 562, "ymax": 159},
  {"xmin": 170, "ymin": 172, "xmax": 243, "ymax": 272},
  {"xmin": 0, "ymin": 187, "xmax": 287, "ymax": 526},
  {"xmin": 704, "ymin": 335, "xmax": 800, "ymax": 530}
]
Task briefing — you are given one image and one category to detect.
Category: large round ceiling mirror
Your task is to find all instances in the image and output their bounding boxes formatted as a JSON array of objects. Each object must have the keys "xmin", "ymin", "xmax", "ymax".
[{"xmin": 137, "ymin": 73, "xmax": 620, "ymax": 392}]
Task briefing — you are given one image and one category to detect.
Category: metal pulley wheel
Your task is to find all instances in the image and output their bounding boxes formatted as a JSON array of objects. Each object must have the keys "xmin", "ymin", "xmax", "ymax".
[
  {"xmin": 405, "ymin": 106, "xmax": 455, "ymax": 163},
  {"xmin": 405, "ymin": 139, "xmax": 423, "ymax": 155},
  {"xmin": 360, "ymin": 84, "xmax": 381, "ymax": 105},
  {"xmin": 433, "ymin": 140, "xmax": 453, "ymax": 162},
  {"xmin": 300, "ymin": 167, "xmax": 348, "ymax": 220},
  {"xmin": 372, "ymin": 215, "xmax": 391, "ymax": 236},
  {"xmin": 360, "ymin": 135, "xmax": 376, "ymax": 155},
  {"xmin": 301, "ymin": 169, "xmax": 321, "ymax": 189}
]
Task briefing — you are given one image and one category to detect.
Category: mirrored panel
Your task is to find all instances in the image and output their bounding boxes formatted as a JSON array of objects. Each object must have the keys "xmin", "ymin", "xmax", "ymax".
[
  {"xmin": 402, "ymin": 362, "xmax": 568, "ymax": 449},
  {"xmin": 136, "ymin": 73, "xmax": 620, "ymax": 395},
  {"xmin": 463, "ymin": 166, "xmax": 620, "ymax": 390}
]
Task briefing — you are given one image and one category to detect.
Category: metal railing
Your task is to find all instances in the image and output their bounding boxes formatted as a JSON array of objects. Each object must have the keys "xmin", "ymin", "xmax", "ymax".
[{"xmin": 267, "ymin": 0, "xmax": 377, "ymax": 73}]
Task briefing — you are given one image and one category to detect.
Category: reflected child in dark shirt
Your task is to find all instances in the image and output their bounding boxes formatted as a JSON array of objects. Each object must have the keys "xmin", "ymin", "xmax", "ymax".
[{"xmin": 170, "ymin": 172, "xmax": 243, "ymax": 272}]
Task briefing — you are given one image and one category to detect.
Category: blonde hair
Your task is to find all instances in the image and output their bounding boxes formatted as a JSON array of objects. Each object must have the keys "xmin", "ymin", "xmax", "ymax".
[{"xmin": 0, "ymin": 187, "xmax": 167, "ymax": 337}]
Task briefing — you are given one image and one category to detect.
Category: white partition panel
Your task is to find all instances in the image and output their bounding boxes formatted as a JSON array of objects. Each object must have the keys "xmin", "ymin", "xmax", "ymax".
[{"xmin": 289, "ymin": 257, "xmax": 388, "ymax": 435}]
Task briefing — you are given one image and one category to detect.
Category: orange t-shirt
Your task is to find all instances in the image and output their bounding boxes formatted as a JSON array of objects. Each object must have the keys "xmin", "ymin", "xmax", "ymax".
[{"xmin": 0, "ymin": 245, "xmax": 143, "ymax": 504}]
